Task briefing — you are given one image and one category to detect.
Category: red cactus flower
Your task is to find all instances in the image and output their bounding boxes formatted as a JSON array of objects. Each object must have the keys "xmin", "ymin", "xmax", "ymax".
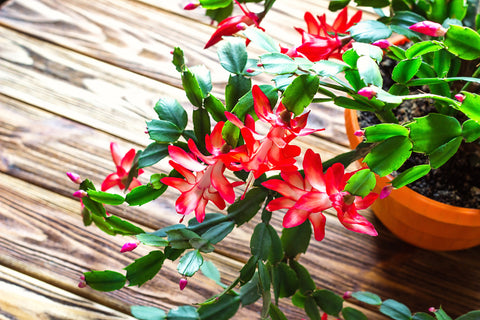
[
  {"xmin": 204, "ymin": 0, "xmax": 260, "ymax": 49},
  {"xmin": 101, "ymin": 142, "xmax": 143, "ymax": 191}
]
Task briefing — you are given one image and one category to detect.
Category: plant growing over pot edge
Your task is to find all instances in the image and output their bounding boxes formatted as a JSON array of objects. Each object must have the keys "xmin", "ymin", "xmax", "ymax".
[{"xmin": 66, "ymin": 0, "xmax": 480, "ymax": 318}]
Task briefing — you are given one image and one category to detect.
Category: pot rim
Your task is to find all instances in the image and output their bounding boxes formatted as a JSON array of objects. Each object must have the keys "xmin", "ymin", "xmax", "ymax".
[{"xmin": 344, "ymin": 108, "xmax": 480, "ymax": 226}]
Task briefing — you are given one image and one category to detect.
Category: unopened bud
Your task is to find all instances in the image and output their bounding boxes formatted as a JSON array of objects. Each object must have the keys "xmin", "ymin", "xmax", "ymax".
[
  {"xmin": 183, "ymin": 2, "xmax": 200, "ymax": 10},
  {"xmin": 354, "ymin": 130, "xmax": 365, "ymax": 137},
  {"xmin": 179, "ymin": 277, "xmax": 188, "ymax": 290},
  {"xmin": 78, "ymin": 275, "xmax": 87, "ymax": 288},
  {"xmin": 343, "ymin": 291, "xmax": 352, "ymax": 299},
  {"xmin": 454, "ymin": 93, "xmax": 465, "ymax": 102},
  {"xmin": 246, "ymin": 68, "xmax": 254, "ymax": 73},
  {"xmin": 428, "ymin": 307, "xmax": 437, "ymax": 313},
  {"xmin": 380, "ymin": 185, "xmax": 393, "ymax": 199},
  {"xmin": 409, "ymin": 21, "xmax": 447, "ymax": 37},
  {"xmin": 72, "ymin": 190, "xmax": 88, "ymax": 198},
  {"xmin": 372, "ymin": 39, "xmax": 391, "ymax": 49},
  {"xmin": 120, "ymin": 241, "xmax": 139, "ymax": 253},
  {"xmin": 66, "ymin": 172, "xmax": 82, "ymax": 184},
  {"xmin": 357, "ymin": 87, "xmax": 376, "ymax": 100}
]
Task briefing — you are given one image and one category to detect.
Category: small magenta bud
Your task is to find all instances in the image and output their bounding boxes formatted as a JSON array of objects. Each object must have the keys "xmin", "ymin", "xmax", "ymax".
[
  {"xmin": 179, "ymin": 277, "xmax": 188, "ymax": 290},
  {"xmin": 372, "ymin": 39, "xmax": 391, "ymax": 49},
  {"xmin": 66, "ymin": 172, "xmax": 82, "ymax": 184},
  {"xmin": 380, "ymin": 185, "xmax": 393, "ymax": 199},
  {"xmin": 72, "ymin": 190, "xmax": 88, "ymax": 198},
  {"xmin": 429, "ymin": 307, "xmax": 437, "ymax": 313},
  {"xmin": 183, "ymin": 2, "xmax": 200, "ymax": 10},
  {"xmin": 354, "ymin": 130, "xmax": 365, "ymax": 137},
  {"xmin": 357, "ymin": 87, "xmax": 376, "ymax": 100},
  {"xmin": 78, "ymin": 275, "xmax": 87, "ymax": 288},
  {"xmin": 455, "ymin": 93, "xmax": 465, "ymax": 102},
  {"xmin": 120, "ymin": 241, "xmax": 139, "ymax": 253},
  {"xmin": 257, "ymin": 62, "xmax": 263, "ymax": 67},
  {"xmin": 343, "ymin": 291, "xmax": 352, "ymax": 299},
  {"xmin": 246, "ymin": 68, "xmax": 254, "ymax": 73},
  {"xmin": 409, "ymin": 21, "xmax": 446, "ymax": 37}
]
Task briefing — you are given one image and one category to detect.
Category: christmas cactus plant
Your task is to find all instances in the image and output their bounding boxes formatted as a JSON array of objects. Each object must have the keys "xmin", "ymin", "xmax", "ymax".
[{"xmin": 67, "ymin": 0, "xmax": 480, "ymax": 319}]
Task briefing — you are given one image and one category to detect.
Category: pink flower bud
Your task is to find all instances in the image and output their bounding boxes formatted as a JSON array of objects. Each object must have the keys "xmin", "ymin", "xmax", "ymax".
[
  {"xmin": 372, "ymin": 39, "xmax": 391, "ymax": 49},
  {"xmin": 343, "ymin": 291, "xmax": 352, "ymax": 299},
  {"xmin": 429, "ymin": 307, "xmax": 437, "ymax": 313},
  {"xmin": 380, "ymin": 185, "xmax": 393, "ymax": 199},
  {"xmin": 409, "ymin": 21, "xmax": 447, "ymax": 37},
  {"xmin": 257, "ymin": 62, "xmax": 263, "ymax": 67},
  {"xmin": 357, "ymin": 87, "xmax": 376, "ymax": 100},
  {"xmin": 246, "ymin": 68, "xmax": 254, "ymax": 73},
  {"xmin": 72, "ymin": 190, "xmax": 88, "ymax": 198},
  {"xmin": 354, "ymin": 130, "xmax": 365, "ymax": 137},
  {"xmin": 455, "ymin": 93, "xmax": 465, "ymax": 102},
  {"xmin": 66, "ymin": 172, "xmax": 82, "ymax": 184},
  {"xmin": 183, "ymin": 2, "xmax": 200, "ymax": 10},
  {"xmin": 120, "ymin": 241, "xmax": 139, "ymax": 253},
  {"xmin": 78, "ymin": 275, "xmax": 87, "ymax": 288},
  {"xmin": 179, "ymin": 277, "xmax": 188, "ymax": 290}
]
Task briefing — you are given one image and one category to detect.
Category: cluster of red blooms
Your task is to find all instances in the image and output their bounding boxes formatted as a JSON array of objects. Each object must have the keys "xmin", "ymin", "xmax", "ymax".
[
  {"xmin": 159, "ymin": 85, "xmax": 378, "ymax": 241},
  {"xmin": 200, "ymin": 0, "xmax": 362, "ymax": 62}
]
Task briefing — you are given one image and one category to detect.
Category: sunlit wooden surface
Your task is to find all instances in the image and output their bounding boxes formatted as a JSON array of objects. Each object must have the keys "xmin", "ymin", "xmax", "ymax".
[{"xmin": 0, "ymin": 0, "xmax": 479, "ymax": 319}]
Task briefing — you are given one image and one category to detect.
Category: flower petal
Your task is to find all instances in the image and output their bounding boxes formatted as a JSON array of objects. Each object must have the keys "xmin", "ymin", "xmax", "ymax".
[
  {"xmin": 101, "ymin": 173, "xmax": 120, "ymax": 191},
  {"xmin": 303, "ymin": 149, "xmax": 326, "ymax": 191},
  {"xmin": 283, "ymin": 208, "xmax": 310, "ymax": 228},
  {"xmin": 308, "ymin": 212, "xmax": 326, "ymax": 241},
  {"xmin": 110, "ymin": 142, "xmax": 122, "ymax": 167},
  {"xmin": 168, "ymin": 145, "xmax": 206, "ymax": 172},
  {"xmin": 120, "ymin": 148, "xmax": 136, "ymax": 171}
]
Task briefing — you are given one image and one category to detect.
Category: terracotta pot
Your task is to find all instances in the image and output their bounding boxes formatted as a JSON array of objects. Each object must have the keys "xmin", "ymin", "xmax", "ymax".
[{"xmin": 344, "ymin": 108, "xmax": 480, "ymax": 251}]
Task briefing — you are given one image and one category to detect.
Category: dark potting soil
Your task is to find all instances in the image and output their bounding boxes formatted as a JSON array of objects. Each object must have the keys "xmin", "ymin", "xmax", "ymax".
[{"xmin": 357, "ymin": 58, "xmax": 480, "ymax": 209}]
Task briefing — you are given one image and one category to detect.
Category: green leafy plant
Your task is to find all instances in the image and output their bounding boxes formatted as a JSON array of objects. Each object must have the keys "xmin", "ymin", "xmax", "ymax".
[{"xmin": 67, "ymin": 0, "xmax": 480, "ymax": 319}]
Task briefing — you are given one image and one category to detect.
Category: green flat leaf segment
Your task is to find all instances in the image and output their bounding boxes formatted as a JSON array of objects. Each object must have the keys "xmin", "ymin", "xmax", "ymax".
[
  {"xmin": 351, "ymin": 291, "xmax": 382, "ymax": 306},
  {"xmin": 87, "ymin": 190, "xmax": 125, "ymax": 205},
  {"xmin": 178, "ymin": 250, "xmax": 204, "ymax": 277},
  {"xmin": 131, "ymin": 305, "xmax": 166, "ymax": 320},
  {"xmin": 200, "ymin": 0, "xmax": 232, "ymax": 9},
  {"xmin": 154, "ymin": 98, "xmax": 188, "ymax": 130},
  {"xmin": 84, "ymin": 270, "xmax": 126, "ymax": 292},
  {"xmin": 406, "ymin": 113, "xmax": 462, "ymax": 154},
  {"xmin": 444, "ymin": 25, "xmax": 480, "ymax": 60},
  {"xmin": 460, "ymin": 92, "xmax": 480, "ymax": 122},
  {"xmin": 281, "ymin": 74, "xmax": 320, "ymax": 115},
  {"xmin": 380, "ymin": 299, "xmax": 412, "ymax": 320},
  {"xmin": 391, "ymin": 165, "xmax": 431, "ymax": 189},
  {"xmin": 364, "ymin": 136, "xmax": 413, "ymax": 177},
  {"xmin": 125, "ymin": 251, "xmax": 165, "ymax": 287},
  {"xmin": 345, "ymin": 169, "xmax": 376, "ymax": 197},
  {"xmin": 364, "ymin": 123, "xmax": 409, "ymax": 143},
  {"xmin": 218, "ymin": 39, "xmax": 248, "ymax": 74}
]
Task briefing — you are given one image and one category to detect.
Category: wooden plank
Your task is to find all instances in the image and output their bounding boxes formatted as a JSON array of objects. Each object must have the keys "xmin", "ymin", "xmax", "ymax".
[
  {"xmin": 0, "ymin": 265, "xmax": 135, "ymax": 319},
  {"xmin": 0, "ymin": 0, "xmax": 350, "ymax": 145}
]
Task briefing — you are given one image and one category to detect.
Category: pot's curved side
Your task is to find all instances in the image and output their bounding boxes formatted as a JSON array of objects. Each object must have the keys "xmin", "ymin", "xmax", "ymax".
[{"xmin": 344, "ymin": 108, "xmax": 480, "ymax": 251}]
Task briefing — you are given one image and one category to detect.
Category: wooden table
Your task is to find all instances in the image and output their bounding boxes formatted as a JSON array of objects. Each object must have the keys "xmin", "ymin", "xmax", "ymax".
[{"xmin": 0, "ymin": 0, "xmax": 478, "ymax": 318}]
